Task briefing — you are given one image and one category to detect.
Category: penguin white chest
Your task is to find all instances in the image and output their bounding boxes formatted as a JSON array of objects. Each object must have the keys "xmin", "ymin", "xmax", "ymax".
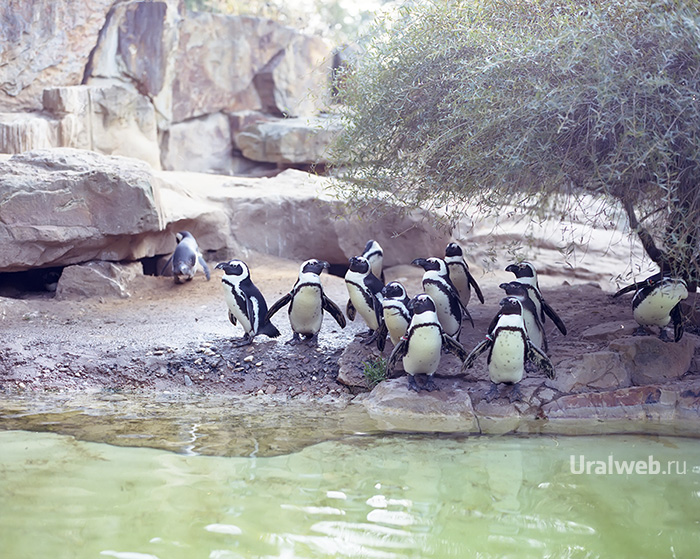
[
  {"xmin": 222, "ymin": 282, "xmax": 254, "ymax": 333},
  {"xmin": 423, "ymin": 284, "xmax": 459, "ymax": 335},
  {"xmin": 384, "ymin": 307, "xmax": 409, "ymax": 345},
  {"xmin": 347, "ymin": 283, "xmax": 379, "ymax": 330},
  {"xmin": 290, "ymin": 285, "xmax": 323, "ymax": 334},
  {"xmin": 403, "ymin": 326, "xmax": 443, "ymax": 375},
  {"xmin": 447, "ymin": 265, "xmax": 470, "ymax": 306},
  {"xmin": 634, "ymin": 283, "xmax": 688, "ymax": 327},
  {"xmin": 489, "ymin": 329, "xmax": 526, "ymax": 384}
]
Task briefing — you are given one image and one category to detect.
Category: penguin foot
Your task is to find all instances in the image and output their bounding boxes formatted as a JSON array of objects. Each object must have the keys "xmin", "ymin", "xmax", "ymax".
[
  {"xmin": 231, "ymin": 334, "xmax": 253, "ymax": 347},
  {"xmin": 484, "ymin": 384, "xmax": 500, "ymax": 402},
  {"xmin": 633, "ymin": 326, "xmax": 652, "ymax": 337},
  {"xmin": 658, "ymin": 328, "xmax": 671, "ymax": 342},
  {"xmin": 407, "ymin": 375, "xmax": 420, "ymax": 392},
  {"xmin": 507, "ymin": 383, "xmax": 524, "ymax": 403},
  {"xmin": 286, "ymin": 333, "xmax": 303, "ymax": 345},
  {"xmin": 421, "ymin": 375, "xmax": 438, "ymax": 392},
  {"xmin": 361, "ymin": 329, "xmax": 379, "ymax": 345}
]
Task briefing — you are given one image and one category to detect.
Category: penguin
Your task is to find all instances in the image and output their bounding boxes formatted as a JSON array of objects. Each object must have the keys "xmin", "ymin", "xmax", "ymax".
[
  {"xmin": 444, "ymin": 242, "xmax": 484, "ymax": 309},
  {"xmin": 387, "ymin": 293, "xmax": 468, "ymax": 392},
  {"xmin": 362, "ymin": 239, "xmax": 385, "ymax": 283},
  {"xmin": 496, "ymin": 281, "xmax": 547, "ymax": 352},
  {"xmin": 161, "ymin": 231, "xmax": 211, "ymax": 283},
  {"xmin": 412, "ymin": 257, "xmax": 473, "ymax": 339},
  {"xmin": 215, "ymin": 259, "xmax": 280, "ymax": 346},
  {"xmin": 463, "ymin": 297, "xmax": 555, "ymax": 402},
  {"xmin": 266, "ymin": 259, "xmax": 346, "ymax": 344},
  {"xmin": 344, "ymin": 255, "xmax": 385, "ymax": 341},
  {"xmin": 374, "ymin": 281, "xmax": 413, "ymax": 352},
  {"xmin": 613, "ymin": 272, "xmax": 689, "ymax": 342},
  {"xmin": 505, "ymin": 261, "xmax": 567, "ymax": 335}
]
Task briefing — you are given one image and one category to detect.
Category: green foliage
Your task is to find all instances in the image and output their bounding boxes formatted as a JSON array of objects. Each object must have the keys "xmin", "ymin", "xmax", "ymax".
[
  {"xmin": 331, "ymin": 0, "xmax": 700, "ymax": 283},
  {"xmin": 362, "ymin": 356, "xmax": 388, "ymax": 388}
]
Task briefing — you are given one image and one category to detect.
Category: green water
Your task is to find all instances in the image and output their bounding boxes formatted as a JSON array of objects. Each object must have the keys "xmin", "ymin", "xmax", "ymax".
[{"xmin": 1, "ymin": 431, "xmax": 699, "ymax": 559}]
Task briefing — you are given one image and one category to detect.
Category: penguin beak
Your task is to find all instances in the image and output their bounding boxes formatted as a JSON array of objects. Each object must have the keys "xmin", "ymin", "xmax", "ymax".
[
  {"xmin": 505, "ymin": 264, "xmax": 518, "ymax": 273},
  {"xmin": 411, "ymin": 258, "xmax": 428, "ymax": 268},
  {"xmin": 215, "ymin": 262, "xmax": 226, "ymax": 270}
]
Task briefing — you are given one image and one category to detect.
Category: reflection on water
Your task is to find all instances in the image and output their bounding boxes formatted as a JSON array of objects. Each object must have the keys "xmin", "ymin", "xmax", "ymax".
[{"xmin": 1, "ymin": 430, "xmax": 699, "ymax": 559}]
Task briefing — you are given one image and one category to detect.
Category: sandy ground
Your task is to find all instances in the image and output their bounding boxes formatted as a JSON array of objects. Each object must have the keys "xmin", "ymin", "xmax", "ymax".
[{"xmin": 0, "ymin": 251, "xmax": 697, "ymax": 402}]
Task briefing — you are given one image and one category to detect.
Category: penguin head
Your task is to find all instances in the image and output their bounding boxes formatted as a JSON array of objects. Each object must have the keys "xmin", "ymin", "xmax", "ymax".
[
  {"xmin": 412, "ymin": 257, "xmax": 447, "ymax": 275},
  {"xmin": 382, "ymin": 281, "xmax": 408, "ymax": 300},
  {"xmin": 505, "ymin": 261, "xmax": 537, "ymax": 280},
  {"xmin": 362, "ymin": 239, "xmax": 383, "ymax": 259},
  {"xmin": 499, "ymin": 296, "xmax": 524, "ymax": 315},
  {"xmin": 300, "ymin": 259, "xmax": 329, "ymax": 276},
  {"xmin": 175, "ymin": 231, "xmax": 193, "ymax": 244},
  {"xmin": 408, "ymin": 293, "xmax": 437, "ymax": 315},
  {"xmin": 445, "ymin": 242, "xmax": 464, "ymax": 258},
  {"xmin": 348, "ymin": 255, "xmax": 371, "ymax": 274},
  {"xmin": 499, "ymin": 281, "xmax": 528, "ymax": 297},
  {"xmin": 215, "ymin": 259, "xmax": 249, "ymax": 279}
]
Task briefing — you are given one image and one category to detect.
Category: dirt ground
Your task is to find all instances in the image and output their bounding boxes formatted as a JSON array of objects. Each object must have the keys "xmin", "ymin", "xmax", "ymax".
[{"xmin": 0, "ymin": 251, "xmax": 697, "ymax": 401}]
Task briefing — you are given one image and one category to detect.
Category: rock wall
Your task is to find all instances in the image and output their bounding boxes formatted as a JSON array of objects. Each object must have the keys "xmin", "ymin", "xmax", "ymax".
[{"xmin": 0, "ymin": 0, "xmax": 338, "ymax": 173}]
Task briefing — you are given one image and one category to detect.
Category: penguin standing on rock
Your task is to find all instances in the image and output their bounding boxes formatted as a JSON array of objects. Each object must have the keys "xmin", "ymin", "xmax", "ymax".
[
  {"xmin": 266, "ymin": 259, "xmax": 346, "ymax": 345},
  {"xmin": 344, "ymin": 256, "xmax": 385, "ymax": 341},
  {"xmin": 412, "ymin": 257, "xmax": 473, "ymax": 339},
  {"xmin": 216, "ymin": 259, "xmax": 280, "ymax": 346},
  {"xmin": 161, "ymin": 231, "xmax": 211, "ymax": 283},
  {"xmin": 463, "ymin": 297, "xmax": 555, "ymax": 402},
  {"xmin": 445, "ymin": 242, "xmax": 484, "ymax": 309},
  {"xmin": 505, "ymin": 261, "xmax": 567, "ymax": 335},
  {"xmin": 387, "ymin": 293, "xmax": 468, "ymax": 392},
  {"xmin": 374, "ymin": 281, "xmax": 413, "ymax": 352},
  {"xmin": 362, "ymin": 239, "xmax": 385, "ymax": 283},
  {"xmin": 613, "ymin": 272, "xmax": 689, "ymax": 342}
]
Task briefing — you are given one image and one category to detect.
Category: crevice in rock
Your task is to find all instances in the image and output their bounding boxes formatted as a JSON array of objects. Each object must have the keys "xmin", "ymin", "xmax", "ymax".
[{"xmin": 0, "ymin": 267, "xmax": 63, "ymax": 298}]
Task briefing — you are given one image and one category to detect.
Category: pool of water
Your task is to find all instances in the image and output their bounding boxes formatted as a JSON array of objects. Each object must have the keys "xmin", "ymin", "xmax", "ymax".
[{"xmin": 2, "ymin": 429, "xmax": 699, "ymax": 559}]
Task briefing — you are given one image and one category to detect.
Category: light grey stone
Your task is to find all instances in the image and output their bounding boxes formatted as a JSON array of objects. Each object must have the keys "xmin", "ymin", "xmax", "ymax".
[{"xmin": 56, "ymin": 261, "xmax": 142, "ymax": 299}]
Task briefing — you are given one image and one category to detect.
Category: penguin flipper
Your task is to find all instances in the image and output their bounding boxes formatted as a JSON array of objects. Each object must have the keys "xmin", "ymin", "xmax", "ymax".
[
  {"xmin": 461, "ymin": 304, "xmax": 475, "ymax": 328},
  {"xmin": 386, "ymin": 337, "xmax": 408, "ymax": 375},
  {"xmin": 373, "ymin": 320, "xmax": 388, "ymax": 352},
  {"xmin": 267, "ymin": 292, "xmax": 292, "ymax": 320},
  {"xmin": 198, "ymin": 255, "xmax": 211, "ymax": 281},
  {"xmin": 228, "ymin": 311, "xmax": 237, "ymax": 326},
  {"xmin": 486, "ymin": 310, "xmax": 501, "ymax": 336},
  {"xmin": 468, "ymin": 272, "xmax": 485, "ymax": 304},
  {"xmin": 346, "ymin": 299, "xmax": 357, "ymax": 321},
  {"xmin": 671, "ymin": 303, "xmax": 684, "ymax": 342},
  {"xmin": 443, "ymin": 334, "xmax": 468, "ymax": 362},
  {"xmin": 322, "ymin": 294, "xmax": 347, "ymax": 328},
  {"xmin": 159, "ymin": 254, "xmax": 174, "ymax": 277},
  {"xmin": 463, "ymin": 338, "xmax": 492, "ymax": 370},
  {"xmin": 542, "ymin": 300, "xmax": 567, "ymax": 335},
  {"xmin": 527, "ymin": 342, "xmax": 555, "ymax": 379}
]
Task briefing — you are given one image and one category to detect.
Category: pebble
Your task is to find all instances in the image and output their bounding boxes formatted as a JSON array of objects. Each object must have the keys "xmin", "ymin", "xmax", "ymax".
[{"xmin": 243, "ymin": 355, "xmax": 254, "ymax": 363}]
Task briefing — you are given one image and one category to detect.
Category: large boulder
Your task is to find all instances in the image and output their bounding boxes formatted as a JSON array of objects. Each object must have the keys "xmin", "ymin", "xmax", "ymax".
[
  {"xmin": 171, "ymin": 13, "xmax": 332, "ymax": 122},
  {"xmin": 0, "ymin": 148, "xmax": 164, "ymax": 271},
  {"xmin": 1, "ymin": 85, "xmax": 161, "ymax": 169},
  {"xmin": 608, "ymin": 335, "xmax": 697, "ymax": 385},
  {"xmin": 84, "ymin": 0, "xmax": 181, "ymax": 127},
  {"xmin": 236, "ymin": 115, "xmax": 343, "ymax": 165},
  {"xmin": 0, "ymin": 0, "xmax": 114, "ymax": 111}
]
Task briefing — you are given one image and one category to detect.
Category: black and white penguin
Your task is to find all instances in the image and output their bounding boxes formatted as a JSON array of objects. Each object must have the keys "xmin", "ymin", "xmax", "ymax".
[
  {"xmin": 505, "ymin": 261, "xmax": 567, "ymax": 335},
  {"xmin": 444, "ymin": 242, "xmax": 484, "ymax": 309},
  {"xmin": 412, "ymin": 257, "xmax": 473, "ymax": 339},
  {"xmin": 463, "ymin": 297, "xmax": 555, "ymax": 402},
  {"xmin": 161, "ymin": 231, "xmax": 211, "ymax": 283},
  {"xmin": 374, "ymin": 281, "xmax": 413, "ymax": 352},
  {"xmin": 266, "ymin": 259, "xmax": 346, "ymax": 344},
  {"xmin": 344, "ymin": 255, "xmax": 385, "ymax": 340},
  {"xmin": 387, "ymin": 293, "xmax": 468, "ymax": 392},
  {"xmin": 613, "ymin": 272, "xmax": 689, "ymax": 342},
  {"xmin": 362, "ymin": 239, "xmax": 385, "ymax": 283},
  {"xmin": 215, "ymin": 259, "xmax": 280, "ymax": 346},
  {"xmin": 496, "ymin": 281, "xmax": 547, "ymax": 352}
]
